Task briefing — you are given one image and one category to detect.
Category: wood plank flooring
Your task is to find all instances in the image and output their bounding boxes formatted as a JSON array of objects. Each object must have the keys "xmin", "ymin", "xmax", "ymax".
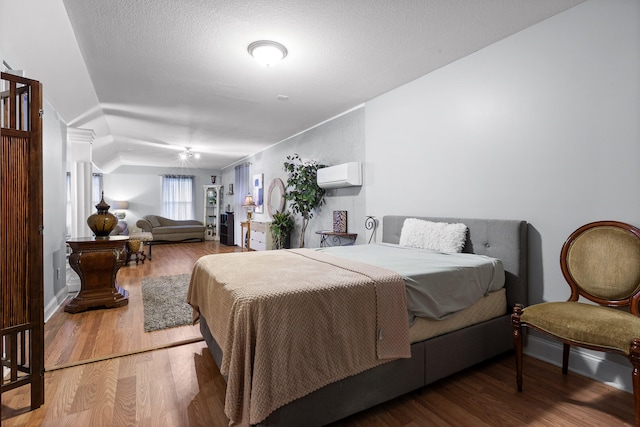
[{"xmin": 1, "ymin": 241, "xmax": 636, "ymax": 426}]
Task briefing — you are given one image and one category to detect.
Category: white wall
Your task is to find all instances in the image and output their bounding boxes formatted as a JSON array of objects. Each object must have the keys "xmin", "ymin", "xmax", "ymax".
[
  {"xmin": 103, "ymin": 172, "xmax": 162, "ymax": 232},
  {"xmin": 41, "ymin": 98, "xmax": 69, "ymax": 317},
  {"xmin": 366, "ymin": 0, "xmax": 640, "ymax": 391},
  {"xmin": 221, "ymin": 107, "xmax": 366, "ymax": 248},
  {"xmin": 103, "ymin": 165, "xmax": 223, "ymax": 231}
]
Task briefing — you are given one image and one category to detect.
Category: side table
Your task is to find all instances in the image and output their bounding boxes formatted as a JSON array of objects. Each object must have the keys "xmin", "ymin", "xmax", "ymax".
[
  {"xmin": 127, "ymin": 231, "xmax": 152, "ymax": 263},
  {"xmin": 315, "ymin": 231, "xmax": 357, "ymax": 247},
  {"xmin": 65, "ymin": 236, "xmax": 129, "ymax": 314},
  {"xmin": 126, "ymin": 239, "xmax": 146, "ymax": 265}
]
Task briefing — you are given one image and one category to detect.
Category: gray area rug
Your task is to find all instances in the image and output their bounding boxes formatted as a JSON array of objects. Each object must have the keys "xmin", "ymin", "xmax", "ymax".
[{"xmin": 142, "ymin": 274, "xmax": 193, "ymax": 332}]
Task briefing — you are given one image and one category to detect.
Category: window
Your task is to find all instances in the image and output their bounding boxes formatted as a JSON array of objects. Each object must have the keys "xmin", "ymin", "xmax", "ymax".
[
  {"xmin": 92, "ymin": 173, "xmax": 103, "ymax": 206},
  {"xmin": 66, "ymin": 172, "xmax": 71, "ymax": 239},
  {"xmin": 162, "ymin": 175, "xmax": 195, "ymax": 220}
]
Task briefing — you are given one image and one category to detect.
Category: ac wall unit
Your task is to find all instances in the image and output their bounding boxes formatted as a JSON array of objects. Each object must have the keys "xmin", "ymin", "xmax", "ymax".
[{"xmin": 317, "ymin": 162, "xmax": 362, "ymax": 189}]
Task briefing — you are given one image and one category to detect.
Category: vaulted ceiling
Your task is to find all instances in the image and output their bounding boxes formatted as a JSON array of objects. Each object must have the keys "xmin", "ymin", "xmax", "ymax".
[{"xmin": 1, "ymin": 0, "xmax": 584, "ymax": 172}]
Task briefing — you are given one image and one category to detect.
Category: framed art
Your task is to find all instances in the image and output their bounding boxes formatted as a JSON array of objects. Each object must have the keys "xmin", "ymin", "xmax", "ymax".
[{"xmin": 333, "ymin": 210, "xmax": 347, "ymax": 233}]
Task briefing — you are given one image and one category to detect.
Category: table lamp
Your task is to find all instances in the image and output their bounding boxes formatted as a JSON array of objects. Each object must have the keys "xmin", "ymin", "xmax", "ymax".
[
  {"xmin": 242, "ymin": 194, "xmax": 256, "ymax": 221},
  {"xmin": 111, "ymin": 200, "xmax": 129, "ymax": 219}
]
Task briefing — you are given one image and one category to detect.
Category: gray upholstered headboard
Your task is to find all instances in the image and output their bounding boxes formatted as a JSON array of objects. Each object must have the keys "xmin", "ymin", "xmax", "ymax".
[{"xmin": 382, "ymin": 216, "xmax": 528, "ymax": 308}]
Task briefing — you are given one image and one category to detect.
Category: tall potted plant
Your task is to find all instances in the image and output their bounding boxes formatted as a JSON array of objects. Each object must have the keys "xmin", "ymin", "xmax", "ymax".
[
  {"xmin": 270, "ymin": 210, "xmax": 294, "ymax": 249},
  {"xmin": 283, "ymin": 154, "xmax": 326, "ymax": 248}
]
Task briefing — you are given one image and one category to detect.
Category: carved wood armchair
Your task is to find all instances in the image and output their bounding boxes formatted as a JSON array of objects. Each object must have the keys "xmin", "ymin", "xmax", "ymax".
[{"xmin": 512, "ymin": 221, "xmax": 640, "ymax": 426}]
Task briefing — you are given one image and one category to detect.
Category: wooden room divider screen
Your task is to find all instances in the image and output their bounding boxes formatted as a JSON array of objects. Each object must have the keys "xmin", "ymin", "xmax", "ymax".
[{"xmin": 0, "ymin": 72, "xmax": 45, "ymax": 411}]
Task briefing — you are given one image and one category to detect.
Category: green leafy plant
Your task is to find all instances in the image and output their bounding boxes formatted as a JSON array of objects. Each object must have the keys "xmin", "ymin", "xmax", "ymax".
[
  {"xmin": 270, "ymin": 210, "xmax": 295, "ymax": 249},
  {"xmin": 283, "ymin": 154, "xmax": 326, "ymax": 248}
]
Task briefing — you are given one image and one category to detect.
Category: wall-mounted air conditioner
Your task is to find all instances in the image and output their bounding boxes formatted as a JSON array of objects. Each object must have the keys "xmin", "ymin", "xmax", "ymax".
[{"xmin": 317, "ymin": 162, "xmax": 362, "ymax": 189}]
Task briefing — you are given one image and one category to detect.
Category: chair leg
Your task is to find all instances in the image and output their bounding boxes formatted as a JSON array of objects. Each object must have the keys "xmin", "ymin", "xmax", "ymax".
[
  {"xmin": 512, "ymin": 304, "xmax": 524, "ymax": 392},
  {"xmin": 562, "ymin": 343, "xmax": 570, "ymax": 375},
  {"xmin": 630, "ymin": 338, "xmax": 640, "ymax": 427}
]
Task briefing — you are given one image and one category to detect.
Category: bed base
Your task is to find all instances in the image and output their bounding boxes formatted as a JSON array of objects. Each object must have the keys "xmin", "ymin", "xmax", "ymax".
[
  {"xmin": 199, "ymin": 215, "xmax": 527, "ymax": 426},
  {"xmin": 201, "ymin": 312, "xmax": 512, "ymax": 426}
]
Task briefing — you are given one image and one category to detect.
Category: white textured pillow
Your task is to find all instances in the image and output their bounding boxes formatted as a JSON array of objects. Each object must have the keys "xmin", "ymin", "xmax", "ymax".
[{"xmin": 399, "ymin": 218, "xmax": 467, "ymax": 253}]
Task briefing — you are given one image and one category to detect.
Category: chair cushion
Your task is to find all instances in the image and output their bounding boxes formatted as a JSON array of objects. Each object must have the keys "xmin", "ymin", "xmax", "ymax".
[
  {"xmin": 130, "ymin": 231, "xmax": 153, "ymax": 241},
  {"xmin": 521, "ymin": 301, "xmax": 640, "ymax": 355}
]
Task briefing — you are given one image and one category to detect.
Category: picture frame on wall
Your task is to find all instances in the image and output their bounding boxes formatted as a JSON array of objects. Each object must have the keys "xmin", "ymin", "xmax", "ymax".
[
  {"xmin": 333, "ymin": 211, "xmax": 347, "ymax": 233},
  {"xmin": 253, "ymin": 173, "xmax": 264, "ymax": 213}
]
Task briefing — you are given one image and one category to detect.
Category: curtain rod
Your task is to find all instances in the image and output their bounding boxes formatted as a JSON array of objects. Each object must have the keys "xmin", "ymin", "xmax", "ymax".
[{"xmin": 234, "ymin": 162, "xmax": 251, "ymax": 170}]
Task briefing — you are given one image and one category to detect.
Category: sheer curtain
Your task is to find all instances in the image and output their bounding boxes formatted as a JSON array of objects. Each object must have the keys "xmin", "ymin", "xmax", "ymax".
[
  {"xmin": 92, "ymin": 173, "xmax": 103, "ymax": 206},
  {"xmin": 234, "ymin": 163, "xmax": 251, "ymax": 244},
  {"xmin": 162, "ymin": 175, "xmax": 195, "ymax": 220},
  {"xmin": 234, "ymin": 163, "xmax": 251, "ymax": 215}
]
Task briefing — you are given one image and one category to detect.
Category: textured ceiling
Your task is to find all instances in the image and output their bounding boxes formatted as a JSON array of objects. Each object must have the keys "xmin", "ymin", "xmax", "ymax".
[{"xmin": 3, "ymin": 0, "xmax": 584, "ymax": 172}]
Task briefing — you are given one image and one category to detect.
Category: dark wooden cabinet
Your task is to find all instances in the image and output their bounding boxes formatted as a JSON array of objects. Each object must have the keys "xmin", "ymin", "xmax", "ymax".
[
  {"xmin": 220, "ymin": 212, "xmax": 235, "ymax": 246},
  {"xmin": 65, "ymin": 236, "xmax": 129, "ymax": 314}
]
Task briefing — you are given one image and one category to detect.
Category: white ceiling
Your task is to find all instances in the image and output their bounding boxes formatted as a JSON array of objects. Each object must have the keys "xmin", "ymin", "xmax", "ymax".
[{"xmin": 3, "ymin": 0, "xmax": 584, "ymax": 173}]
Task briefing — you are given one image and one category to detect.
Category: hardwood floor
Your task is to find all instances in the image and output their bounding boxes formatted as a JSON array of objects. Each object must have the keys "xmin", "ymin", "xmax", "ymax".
[
  {"xmin": 43, "ymin": 240, "xmax": 232, "ymax": 371},
  {"xmin": 1, "ymin": 241, "xmax": 636, "ymax": 426}
]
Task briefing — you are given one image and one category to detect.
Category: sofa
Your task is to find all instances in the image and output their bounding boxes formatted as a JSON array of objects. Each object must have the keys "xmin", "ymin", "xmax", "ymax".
[{"xmin": 135, "ymin": 215, "xmax": 205, "ymax": 242}]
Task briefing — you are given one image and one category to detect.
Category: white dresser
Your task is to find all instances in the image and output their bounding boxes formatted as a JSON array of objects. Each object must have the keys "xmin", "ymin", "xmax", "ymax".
[{"xmin": 249, "ymin": 221, "xmax": 273, "ymax": 251}]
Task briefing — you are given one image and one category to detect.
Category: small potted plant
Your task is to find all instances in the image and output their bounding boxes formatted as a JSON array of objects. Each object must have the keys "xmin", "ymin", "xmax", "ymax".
[{"xmin": 270, "ymin": 210, "xmax": 294, "ymax": 249}]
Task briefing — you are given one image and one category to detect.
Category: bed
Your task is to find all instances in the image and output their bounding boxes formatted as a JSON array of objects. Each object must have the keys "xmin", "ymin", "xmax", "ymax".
[{"xmin": 188, "ymin": 215, "xmax": 528, "ymax": 426}]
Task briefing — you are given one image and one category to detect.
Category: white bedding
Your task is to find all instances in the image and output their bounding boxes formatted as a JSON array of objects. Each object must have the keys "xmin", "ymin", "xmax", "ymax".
[{"xmin": 316, "ymin": 243, "xmax": 505, "ymax": 322}]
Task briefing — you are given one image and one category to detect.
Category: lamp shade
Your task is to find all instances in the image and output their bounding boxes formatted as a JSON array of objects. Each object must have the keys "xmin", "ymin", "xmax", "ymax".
[
  {"xmin": 112, "ymin": 200, "xmax": 129, "ymax": 210},
  {"xmin": 242, "ymin": 194, "xmax": 256, "ymax": 207}
]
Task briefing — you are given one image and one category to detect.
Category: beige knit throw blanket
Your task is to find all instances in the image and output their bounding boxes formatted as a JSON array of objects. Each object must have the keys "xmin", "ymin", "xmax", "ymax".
[{"xmin": 187, "ymin": 248, "xmax": 411, "ymax": 426}]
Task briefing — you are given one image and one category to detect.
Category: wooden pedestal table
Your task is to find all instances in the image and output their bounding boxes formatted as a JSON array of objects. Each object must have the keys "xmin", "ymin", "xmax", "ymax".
[{"xmin": 65, "ymin": 236, "xmax": 129, "ymax": 314}]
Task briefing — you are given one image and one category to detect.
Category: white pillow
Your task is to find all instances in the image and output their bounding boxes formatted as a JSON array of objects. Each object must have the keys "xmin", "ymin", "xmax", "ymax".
[{"xmin": 398, "ymin": 218, "xmax": 467, "ymax": 253}]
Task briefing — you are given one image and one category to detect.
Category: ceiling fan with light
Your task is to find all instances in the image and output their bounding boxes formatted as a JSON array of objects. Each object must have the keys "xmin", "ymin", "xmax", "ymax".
[{"xmin": 179, "ymin": 147, "xmax": 200, "ymax": 160}]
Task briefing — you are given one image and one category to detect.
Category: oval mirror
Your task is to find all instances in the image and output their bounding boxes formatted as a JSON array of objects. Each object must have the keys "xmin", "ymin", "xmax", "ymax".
[{"xmin": 267, "ymin": 178, "xmax": 286, "ymax": 218}]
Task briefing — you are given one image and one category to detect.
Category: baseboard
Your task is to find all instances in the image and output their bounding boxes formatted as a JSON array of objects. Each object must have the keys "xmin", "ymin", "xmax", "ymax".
[
  {"xmin": 525, "ymin": 332, "xmax": 633, "ymax": 393},
  {"xmin": 44, "ymin": 287, "xmax": 72, "ymax": 322}
]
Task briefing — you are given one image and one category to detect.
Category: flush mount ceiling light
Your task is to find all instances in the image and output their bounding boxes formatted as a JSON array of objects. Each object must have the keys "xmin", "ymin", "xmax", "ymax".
[
  {"xmin": 248, "ymin": 40, "xmax": 288, "ymax": 67},
  {"xmin": 179, "ymin": 147, "xmax": 200, "ymax": 160}
]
